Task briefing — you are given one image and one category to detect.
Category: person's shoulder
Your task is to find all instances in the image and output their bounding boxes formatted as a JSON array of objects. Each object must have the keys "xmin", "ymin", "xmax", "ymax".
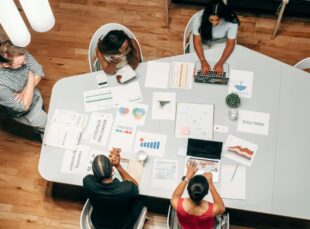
[{"xmin": 120, "ymin": 180, "xmax": 138, "ymax": 192}]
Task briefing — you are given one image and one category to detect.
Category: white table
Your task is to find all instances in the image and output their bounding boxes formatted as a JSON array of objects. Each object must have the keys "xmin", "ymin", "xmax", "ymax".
[{"xmin": 39, "ymin": 45, "xmax": 310, "ymax": 220}]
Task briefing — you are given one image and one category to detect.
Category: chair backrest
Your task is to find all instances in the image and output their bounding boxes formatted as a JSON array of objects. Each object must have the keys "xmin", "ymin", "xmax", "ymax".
[
  {"xmin": 88, "ymin": 23, "xmax": 143, "ymax": 72},
  {"xmin": 215, "ymin": 212, "xmax": 230, "ymax": 229},
  {"xmin": 294, "ymin": 57, "xmax": 310, "ymax": 71},
  {"xmin": 80, "ymin": 199, "xmax": 147, "ymax": 229},
  {"xmin": 80, "ymin": 199, "xmax": 94, "ymax": 229},
  {"xmin": 183, "ymin": 10, "xmax": 203, "ymax": 54},
  {"xmin": 167, "ymin": 205, "xmax": 181, "ymax": 229}
]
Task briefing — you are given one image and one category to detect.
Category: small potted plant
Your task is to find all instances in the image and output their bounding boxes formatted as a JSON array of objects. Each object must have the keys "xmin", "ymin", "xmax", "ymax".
[{"xmin": 225, "ymin": 93, "xmax": 241, "ymax": 121}]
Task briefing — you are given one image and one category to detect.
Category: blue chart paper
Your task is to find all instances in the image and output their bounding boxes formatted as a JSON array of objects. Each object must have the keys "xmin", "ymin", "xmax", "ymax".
[{"xmin": 134, "ymin": 131, "xmax": 167, "ymax": 157}]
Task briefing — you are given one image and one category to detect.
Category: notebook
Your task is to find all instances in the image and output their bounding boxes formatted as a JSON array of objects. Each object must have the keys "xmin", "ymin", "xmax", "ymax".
[
  {"xmin": 194, "ymin": 61, "xmax": 230, "ymax": 85},
  {"xmin": 185, "ymin": 138, "xmax": 223, "ymax": 182}
]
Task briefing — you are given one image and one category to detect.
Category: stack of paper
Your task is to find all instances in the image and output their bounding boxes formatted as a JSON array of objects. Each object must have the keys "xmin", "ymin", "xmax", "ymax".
[{"xmin": 44, "ymin": 109, "xmax": 88, "ymax": 150}]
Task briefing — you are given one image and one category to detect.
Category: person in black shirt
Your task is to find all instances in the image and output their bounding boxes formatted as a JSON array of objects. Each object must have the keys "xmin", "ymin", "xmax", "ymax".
[{"xmin": 83, "ymin": 148, "xmax": 143, "ymax": 229}]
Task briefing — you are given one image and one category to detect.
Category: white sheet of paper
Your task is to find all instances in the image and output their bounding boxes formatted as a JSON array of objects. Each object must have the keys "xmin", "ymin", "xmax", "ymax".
[
  {"xmin": 175, "ymin": 103, "xmax": 214, "ymax": 140},
  {"xmin": 220, "ymin": 165, "xmax": 246, "ymax": 200},
  {"xmin": 116, "ymin": 64, "xmax": 136, "ymax": 83},
  {"xmin": 228, "ymin": 69, "xmax": 254, "ymax": 98},
  {"xmin": 111, "ymin": 81, "xmax": 143, "ymax": 104},
  {"xmin": 223, "ymin": 135, "xmax": 258, "ymax": 167},
  {"xmin": 116, "ymin": 103, "xmax": 148, "ymax": 126},
  {"xmin": 152, "ymin": 92, "xmax": 176, "ymax": 120},
  {"xmin": 169, "ymin": 62, "xmax": 194, "ymax": 89},
  {"xmin": 83, "ymin": 88, "xmax": 115, "ymax": 112},
  {"xmin": 144, "ymin": 61, "xmax": 170, "ymax": 88},
  {"xmin": 108, "ymin": 122, "xmax": 136, "ymax": 156},
  {"xmin": 44, "ymin": 109, "xmax": 88, "ymax": 150},
  {"xmin": 150, "ymin": 159, "xmax": 179, "ymax": 196},
  {"xmin": 83, "ymin": 112, "xmax": 113, "ymax": 146},
  {"xmin": 237, "ymin": 110, "xmax": 270, "ymax": 136},
  {"xmin": 61, "ymin": 145, "xmax": 99, "ymax": 174},
  {"xmin": 133, "ymin": 131, "xmax": 167, "ymax": 157}
]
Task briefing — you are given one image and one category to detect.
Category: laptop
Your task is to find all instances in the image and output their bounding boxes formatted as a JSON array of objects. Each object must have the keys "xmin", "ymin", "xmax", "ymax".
[
  {"xmin": 185, "ymin": 138, "xmax": 223, "ymax": 182},
  {"xmin": 194, "ymin": 61, "xmax": 230, "ymax": 85}
]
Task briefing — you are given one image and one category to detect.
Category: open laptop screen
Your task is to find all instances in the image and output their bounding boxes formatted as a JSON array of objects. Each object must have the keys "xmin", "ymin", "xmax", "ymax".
[{"xmin": 187, "ymin": 138, "xmax": 223, "ymax": 160}]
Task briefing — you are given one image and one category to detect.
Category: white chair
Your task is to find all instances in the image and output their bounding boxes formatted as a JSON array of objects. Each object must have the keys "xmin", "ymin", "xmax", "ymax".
[
  {"xmin": 88, "ymin": 23, "xmax": 143, "ymax": 72},
  {"xmin": 183, "ymin": 10, "xmax": 202, "ymax": 54},
  {"xmin": 167, "ymin": 205, "xmax": 229, "ymax": 229},
  {"xmin": 294, "ymin": 57, "xmax": 310, "ymax": 71},
  {"xmin": 80, "ymin": 199, "xmax": 148, "ymax": 229}
]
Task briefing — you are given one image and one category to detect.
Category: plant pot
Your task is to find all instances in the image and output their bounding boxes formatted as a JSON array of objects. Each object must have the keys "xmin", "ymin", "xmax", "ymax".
[{"xmin": 228, "ymin": 108, "xmax": 238, "ymax": 121}]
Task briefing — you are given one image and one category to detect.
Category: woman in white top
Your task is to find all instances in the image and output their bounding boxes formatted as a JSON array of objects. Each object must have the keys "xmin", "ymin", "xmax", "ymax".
[
  {"xmin": 193, "ymin": 0, "xmax": 239, "ymax": 74},
  {"xmin": 96, "ymin": 30, "xmax": 141, "ymax": 75}
]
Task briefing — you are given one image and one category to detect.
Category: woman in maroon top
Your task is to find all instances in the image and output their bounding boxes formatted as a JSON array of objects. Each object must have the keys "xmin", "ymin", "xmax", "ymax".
[{"xmin": 171, "ymin": 161, "xmax": 225, "ymax": 229}]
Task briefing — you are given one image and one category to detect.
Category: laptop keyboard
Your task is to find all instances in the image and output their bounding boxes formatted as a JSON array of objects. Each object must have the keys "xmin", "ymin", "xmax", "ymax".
[{"xmin": 196, "ymin": 70, "xmax": 226, "ymax": 78}]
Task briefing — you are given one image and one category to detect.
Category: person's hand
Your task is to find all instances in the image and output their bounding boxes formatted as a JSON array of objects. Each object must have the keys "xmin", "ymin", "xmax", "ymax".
[
  {"xmin": 14, "ymin": 91, "xmax": 24, "ymax": 103},
  {"xmin": 201, "ymin": 61, "xmax": 211, "ymax": 75},
  {"xmin": 203, "ymin": 172, "xmax": 213, "ymax": 185},
  {"xmin": 213, "ymin": 62, "xmax": 224, "ymax": 76},
  {"xmin": 185, "ymin": 160, "xmax": 198, "ymax": 179},
  {"xmin": 116, "ymin": 75, "xmax": 123, "ymax": 83},
  {"xmin": 109, "ymin": 148, "xmax": 121, "ymax": 167}
]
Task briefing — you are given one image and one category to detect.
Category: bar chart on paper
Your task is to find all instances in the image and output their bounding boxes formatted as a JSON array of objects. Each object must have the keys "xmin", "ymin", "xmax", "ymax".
[{"xmin": 140, "ymin": 138, "xmax": 161, "ymax": 149}]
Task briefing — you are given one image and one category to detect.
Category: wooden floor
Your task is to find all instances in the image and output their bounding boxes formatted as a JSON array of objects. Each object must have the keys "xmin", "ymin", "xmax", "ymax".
[{"xmin": 0, "ymin": 0, "xmax": 309, "ymax": 228}]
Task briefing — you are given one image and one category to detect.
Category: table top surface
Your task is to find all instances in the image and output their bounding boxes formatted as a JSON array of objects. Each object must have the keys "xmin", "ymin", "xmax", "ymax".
[{"xmin": 39, "ymin": 45, "xmax": 310, "ymax": 220}]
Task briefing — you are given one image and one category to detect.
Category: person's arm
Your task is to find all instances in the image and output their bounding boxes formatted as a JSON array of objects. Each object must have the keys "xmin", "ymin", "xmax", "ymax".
[
  {"xmin": 96, "ymin": 47, "xmax": 119, "ymax": 75},
  {"xmin": 26, "ymin": 52, "xmax": 44, "ymax": 84},
  {"xmin": 109, "ymin": 148, "xmax": 139, "ymax": 186},
  {"xmin": 193, "ymin": 35, "xmax": 211, "ymax": 74},
  {"xmin": 213, "ymin": 38, "xmax": 236, "ymax": 74},
  {"xmin": 171, "ymin": 161, "xmax": 198, "ymax": 209},
  {"xmin": 14, "ymin": 71, "xmax": 36, "ymax": 111},
  {"xmin": 204, "ymin": 172, "xmax": 225, "ymax": 216},
  {"xmin": 129, "ymin": 39, "xmax": 141, "ymax": 70}
]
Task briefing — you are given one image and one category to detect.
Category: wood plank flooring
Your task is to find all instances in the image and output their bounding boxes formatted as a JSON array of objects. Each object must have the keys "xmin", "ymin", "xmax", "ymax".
[{"xmin": 0, "ymin": 0, "xmax": 309, "ymax": 228}]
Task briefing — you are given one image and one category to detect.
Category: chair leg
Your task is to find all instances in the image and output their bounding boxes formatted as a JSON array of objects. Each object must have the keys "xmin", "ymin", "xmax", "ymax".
[{"xmin": 271, "ymin": 0, "xmax": 289, "ymax": 39}]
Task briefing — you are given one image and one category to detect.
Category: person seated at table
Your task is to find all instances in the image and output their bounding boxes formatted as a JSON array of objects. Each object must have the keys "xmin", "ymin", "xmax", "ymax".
[
  {"xmin": 83, "ymin": 148, "xmax": 144, "ymax": 229},
  {"xmin": 171, "ymin": 161, "xmax": 225, "ymax": 229},
  {"xmin": 96, "ymin": 30, "xmax": 141, "ymax": 75},
  {"xmin": 193, "ymin": 0, "xmax": 239, "ymax": 74}
]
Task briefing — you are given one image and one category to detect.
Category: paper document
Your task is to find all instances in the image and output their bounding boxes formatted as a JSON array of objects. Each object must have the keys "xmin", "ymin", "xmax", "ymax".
[
  {"xmin": 133, "ymin": 131, "xmax": 167, "ymax": 157},
  {"xmin": 116, "ymin": 64, "xmax": 136, "ymax": 84},
  {"xmin": 152, "ymin": 92, "xmax": 176, "ymax": 120},
  {"xmin": 82, "ymin": 112, "xmax": 113, "ymax": 146},
  {"xmin": 111, "ymin": 81, "xmax": 143, "ymax": 104},
  {"xmin": 220, "ymin": 165, "xmax": 246, "ymax": 200},
  {"xmin": 108, "ymin": 122, "xmax": 136, "ymax": 156},
  {"xmin": 61, "ymin": 145, "xmax": 99, "ymax": 174},
  {"xmin": 150, "ymin": 159, "xmax": 179, "ymax": 195},
  {"xmin": 228, "ymin": 69, "xmax": 254, "ymax": 98},
  {"xmin": 44, "ymin": 109, "xmax": 88, "ymax": 150},
  {"xmin": 237, "ymin": 110, "xmax": 270, "ymax": 136},
  {"xmin": 127, "ymin": 160, "xmax": 143, "ymax": 185},
  {"xmin": 83, "ymin": 88, "xmax": 114, "ymax": 112},
  {"xmin": 223, "ymin": 135, "xmax": 258, "ymax": 167},
  {"xmin": 116, "ymin": 103, "xmax": 148, "ymax": 126},
  {"xmin": 145, "ymin": 61, "xmax": 194, "ymax": 89},
  {"xmin": 175, "ymin": 103, "xmax": 214, "ymax": 140}
]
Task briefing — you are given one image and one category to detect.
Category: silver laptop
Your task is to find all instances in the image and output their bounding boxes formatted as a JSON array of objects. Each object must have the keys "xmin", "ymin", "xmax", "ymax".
[{"xmin": 186, "ymin": 138, "xmax": 223, "ymax": 182}]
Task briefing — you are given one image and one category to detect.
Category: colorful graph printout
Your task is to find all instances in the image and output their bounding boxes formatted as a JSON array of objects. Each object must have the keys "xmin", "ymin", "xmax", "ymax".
[
  {"xmin": 108, "ymin": 122, "xmax": 136, "ymax": 156},
  {"xmin": 133, "ymin": 131, "xmax": 167, "ymax": 157},
  {"xmin": 223, "ymin": 135, "xmax": 258, "ymax": 167},
  {"xmin": 115, "ymin": 103, "xmax": 148, "ymax": 126}
]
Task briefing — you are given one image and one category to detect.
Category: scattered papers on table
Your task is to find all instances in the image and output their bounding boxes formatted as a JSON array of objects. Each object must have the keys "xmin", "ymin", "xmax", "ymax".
[
  {"xmin": 61, "ymin": 145, "xmax": 99, "ymax": 174},
  {"xmin": 82, "ymin": 112, "xmax": 113, "ymax": 146},
  {"xmin": 145, "ymin": 61, "xmax": 194, "ymax": 89},
  {"xmin": 175, "ymin": 103, "xmax": 214, "ymax": 140},
  {"xmin": 116, "ymin": 103, "xmax": 148, "ymax": 126},
  {"xmin": 152, "ymin": 92, "xmax": 176, "ymax": 120},
  {"xmin": 237, "ymin": 110, "xmax": 270, "ymax": 136},
  {"xmin": 220, "ymin": 165, "xmax": 246, "ymax": 200},
  {"xmin": 44, "ymin": 109, "xmax": 88, "ymax": 150},
  {"xmin": 108, "ymin": 122, "xmax": 136, "ymax": 156},
  {"xmin": 111, "ymin": 81, "xmax": 143, "ymax": 104},
  {"xmin": 228, "ymin": 69, "xmax": 254, "ymax": 98},
  {"xmin": 223, "ymin": 135, "xmax": 258, "ymax": 167},
  {"xmin": 83, "ymin": 82, "xmax": 143, "ymax": 112},
  {"xmin": 133, "ymin": 131, "xmax": 167, "ymax": 157},
  {"xmin": 83, "ymin": 88, "xmax": 114, "ymax": 112},
  {"xmin": 150, "ymin": 159, "xmax": 179, "ymax": 195}
]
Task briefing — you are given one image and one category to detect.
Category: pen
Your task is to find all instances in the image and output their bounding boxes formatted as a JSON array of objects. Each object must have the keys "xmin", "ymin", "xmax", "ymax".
[{"xmin": 231, "ymin": 163, "xmax": 239, "ymax": 182}]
